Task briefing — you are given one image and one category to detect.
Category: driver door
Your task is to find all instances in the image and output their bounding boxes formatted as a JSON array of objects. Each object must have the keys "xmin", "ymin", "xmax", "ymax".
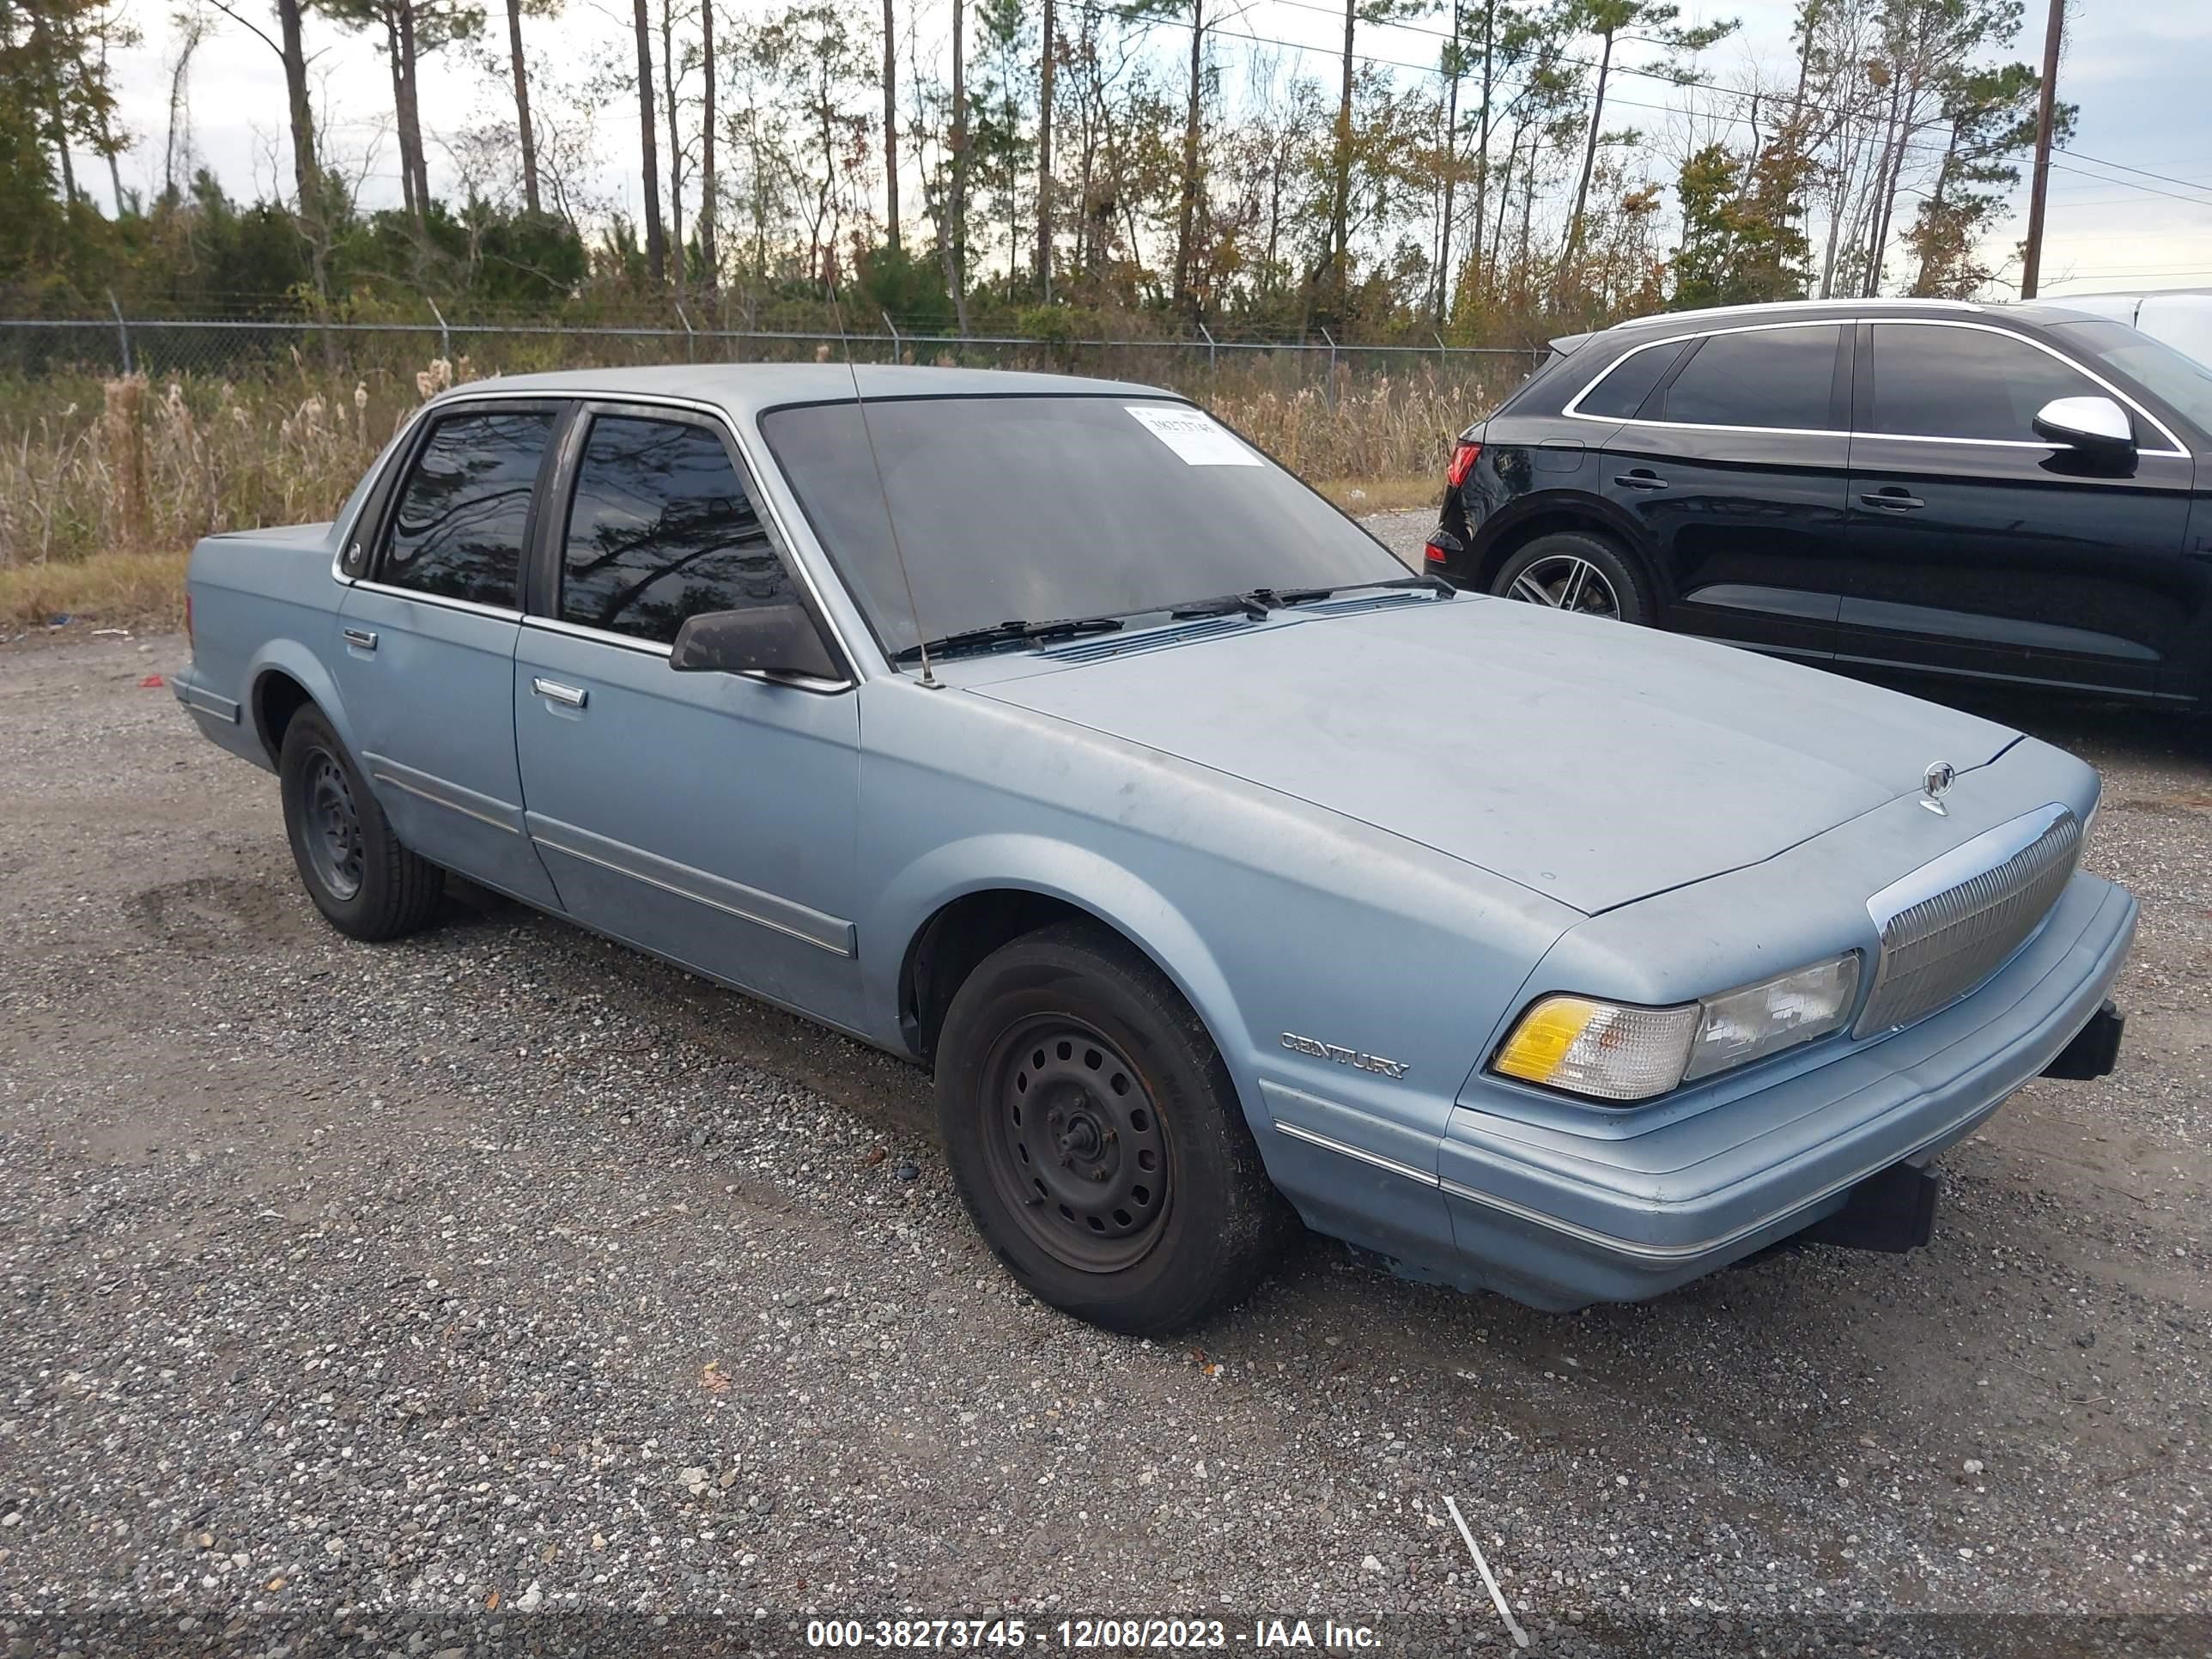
[
  {"xmin": 513, "ymin": 404, "xmax": 866, "ymax": 1030},
  {"xmin": 1840, "ymin": 320, "xmax": 2194, "ymax": 696}
]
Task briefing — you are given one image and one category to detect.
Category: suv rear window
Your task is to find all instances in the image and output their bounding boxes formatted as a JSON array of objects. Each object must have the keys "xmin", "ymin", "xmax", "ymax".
[
  {"xmin": 1575, "ymin": 339, "xmax": 1688, "ymax": 419},
  {"xmin": 1657, "ymin": 325, "xmax": 1844, "ymax": 430}
]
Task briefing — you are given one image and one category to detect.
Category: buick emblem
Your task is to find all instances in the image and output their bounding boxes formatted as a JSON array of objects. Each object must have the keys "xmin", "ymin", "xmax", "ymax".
[{"xmin": 1920, "ymin": 760, "xmax": 1956, "ymax": 815}]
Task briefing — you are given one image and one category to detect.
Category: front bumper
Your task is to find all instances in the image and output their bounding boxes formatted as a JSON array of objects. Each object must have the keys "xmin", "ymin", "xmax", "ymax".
[{"xmin": 1433, "ymin": 870, "xmax": 2135, "ymax": 1310}]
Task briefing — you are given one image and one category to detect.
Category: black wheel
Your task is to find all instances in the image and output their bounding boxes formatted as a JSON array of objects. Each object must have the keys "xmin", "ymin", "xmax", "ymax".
[
  {"xmin": 277, "ymin": 706, "xmax": 443, "ymax": 941},
  {"xmin": 936, "ymin": 921, "xmax": 1294, "ymax": 1334},
  {"xmin": 1489, "ymin": 530, "xmax": 1653, "ymax": 624}
]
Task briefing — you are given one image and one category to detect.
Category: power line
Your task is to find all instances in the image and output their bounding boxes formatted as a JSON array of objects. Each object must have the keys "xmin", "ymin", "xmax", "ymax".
[
  {"xmin": 1253, "ymin": 0, "xmax": 2032, "ymax": 155},
  {"xmin": 1079, "ymin": 0, "xmax": 1970, "ymax": 166},
  {"xmin": 2045, "ymin": 161, "xmax": 2212, "ymax": 210},
  {"xmin": 2055, "ymin": 148, "xmax": 2212, "ymax": 199}
]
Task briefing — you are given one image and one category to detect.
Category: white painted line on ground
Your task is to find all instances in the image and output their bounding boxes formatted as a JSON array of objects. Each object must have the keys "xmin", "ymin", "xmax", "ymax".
[{"xmin": 1443, "ymin": 1493, "xmax": 1530, "ymax": 1649}]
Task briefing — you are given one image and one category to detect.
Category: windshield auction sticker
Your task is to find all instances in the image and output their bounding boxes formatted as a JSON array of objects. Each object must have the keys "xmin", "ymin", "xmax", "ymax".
[{"xmin": 1126, "ymin": 404, "xmax": 1261, "ymax": 465}]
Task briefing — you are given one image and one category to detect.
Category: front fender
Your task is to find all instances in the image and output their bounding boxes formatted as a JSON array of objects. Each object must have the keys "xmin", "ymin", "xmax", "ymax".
[{"xmin": 862, "ymin": 832, "xmax": 1248, "ymax": 1105}]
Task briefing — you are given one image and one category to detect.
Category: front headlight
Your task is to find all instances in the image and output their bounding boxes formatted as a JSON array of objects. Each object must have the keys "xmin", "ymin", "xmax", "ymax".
[{"xmin": 1492, "ymin": 953, "xmax": 1861, "ymax": 1103}]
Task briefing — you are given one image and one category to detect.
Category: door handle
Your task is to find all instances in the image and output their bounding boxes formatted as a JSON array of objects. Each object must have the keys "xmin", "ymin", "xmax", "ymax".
[
  {"xmin": 532, "ymin": 677, "xmax": 588, "ymax": 708},
  {"xmin": 342, "ymin": 627, "xmax": 378, "ymax": 653},
  {"xmin": 1860, "ymin": 489, "xmax": 1925, "ymax": 511},
  {"xmin": 1614, "ymin": 470, "xmax": 1668, "ymax": 490}
]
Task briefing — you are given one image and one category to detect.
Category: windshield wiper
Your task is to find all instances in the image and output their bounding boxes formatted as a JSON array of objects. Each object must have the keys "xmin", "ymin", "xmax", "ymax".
[
  {"xmin": 892, "ymin": 615, "xmax": 1125, "ymax": 663},
  {"xmin": 1274, "ymin": 574, "xmax": 1457, "ymax": 605},
  {"xmin": 1168, "ymin": 591, "xmax": 1278, "ymax": 620}
]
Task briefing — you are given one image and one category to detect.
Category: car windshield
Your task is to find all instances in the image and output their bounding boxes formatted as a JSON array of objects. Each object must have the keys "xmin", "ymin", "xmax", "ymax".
[
  {"xmin": 757, "ymin": 394, "xmax": 1411, "ymax": 657},
  {"xmin": 2047, "ymin": 318, "xmax": 2212, "ymax": 436}
]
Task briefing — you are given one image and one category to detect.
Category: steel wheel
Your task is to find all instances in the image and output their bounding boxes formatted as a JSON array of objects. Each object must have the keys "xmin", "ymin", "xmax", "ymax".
[
  {"xmin": 981, "ymin": 1016, "xmax": 1171, "ymax": 1273},
  {"xmin": 1504, "ymin": 553, "xmax": 1622, "ymax": 617},
  {"xmin": 303, "ymin": 748, "xmax": 365, "ymax": 901}
]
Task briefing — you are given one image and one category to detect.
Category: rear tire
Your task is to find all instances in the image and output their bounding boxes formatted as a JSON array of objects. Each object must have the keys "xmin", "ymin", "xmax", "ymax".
[
  {"xmin": 1489, "ymin": 530, "xmax": 1653, "ymax": 625},
  {"xmin": 936, "ymin": 921, "xmax": 1294, "ymax": 1335},
  {"xmin": 278, "ymin": 706, "xmax": 443, "ymax": 942}
]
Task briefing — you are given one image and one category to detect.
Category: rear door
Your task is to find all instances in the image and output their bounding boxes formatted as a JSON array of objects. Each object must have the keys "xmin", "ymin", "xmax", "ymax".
[
  {"xmin": 1841, "ymin": 320, "xmax": 2195, "ymax": 696},
  {"xmin": 513, "ymin": 404, "xmax": 866, "ymax": 1027},
  {"xmin": 1587, "ymin": 320, "xmax": 1852, "ymax": 660},
  {"xmin": 334, "ymin": 400, "xmax": 565, "ymax": 908}
]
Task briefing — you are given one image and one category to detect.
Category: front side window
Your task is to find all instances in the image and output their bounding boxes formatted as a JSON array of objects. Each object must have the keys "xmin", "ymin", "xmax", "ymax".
[
  {"xmin": 1657, "ymin": 325, "xmax": 1843, "ymax": 430},
  {"xmin": 560, "ymin": 415, "xmax": 798, "ymax": 645},
  {"xmin": 380, "ymin": 409, "xmax": 554, "ymax": 607},
  {"xmin": 1867, "ymin": 325, "xmax": 2100, "ymax": 442},
  {"xmin": 1575, "ymin": 338, "xmax": 1688, "ymax": 419},
  {"xmin": 2045, "ymin": 316, "xmax": 2212, "ymax": 438},
  {"xmin": 758, "ymin": 395, "xmax": 1408, "ymax": 658}
]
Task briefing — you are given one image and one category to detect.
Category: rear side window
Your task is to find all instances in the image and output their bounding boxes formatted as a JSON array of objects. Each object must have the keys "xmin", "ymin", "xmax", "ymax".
[
  {"xmin": 1658, "ymin": 325, "xmax": 1843, "ymax": 430},
  {"xmin": 380, "ymin": 409, "xmax": 554, "ymax": 607},
  {"xmin": 560, "ymin": 414, "xmax": 799, "ymax": 645},
  {"xmin": 1867, "ymin": 324, "xmax": 2103, "ymax": 441},
  {"xmin": 1574, "ymin": 339, "xmax": 1687, "ymax": 418}
]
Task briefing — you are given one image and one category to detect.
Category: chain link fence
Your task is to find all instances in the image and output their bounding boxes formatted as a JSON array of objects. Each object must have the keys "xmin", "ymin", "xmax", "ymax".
[{"xmin": 0, "ymin": 313, "xmax": 1542, "ymax": 405}]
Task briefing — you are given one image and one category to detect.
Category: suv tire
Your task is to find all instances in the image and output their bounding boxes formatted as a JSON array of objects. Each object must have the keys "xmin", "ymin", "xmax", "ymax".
[{"xmin": 1490, "ymin": 530, "xmax": 1653, "ymax": 625}]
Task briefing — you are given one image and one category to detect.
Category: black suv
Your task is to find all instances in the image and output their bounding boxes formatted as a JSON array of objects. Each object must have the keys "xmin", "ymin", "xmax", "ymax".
[{"xmin": 1425, "ymin": 298, "xmax": 2212, "ymax": 704}]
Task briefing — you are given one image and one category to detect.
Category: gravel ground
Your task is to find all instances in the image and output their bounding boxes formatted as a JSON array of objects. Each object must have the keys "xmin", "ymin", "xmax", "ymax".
[{"xmin": 3, "ymin": 573, "xmax": 2209, "ymax": 1656}]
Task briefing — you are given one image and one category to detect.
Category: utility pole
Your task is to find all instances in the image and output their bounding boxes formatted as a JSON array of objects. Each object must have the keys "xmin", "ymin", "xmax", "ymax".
[
  {"xmin": 2020, "ymin": 0, "xmax": 2064, "ymax": 299},
  {"xmin": 1035, "ymin": 0, "xmax": 1054, "ymax": 300}
]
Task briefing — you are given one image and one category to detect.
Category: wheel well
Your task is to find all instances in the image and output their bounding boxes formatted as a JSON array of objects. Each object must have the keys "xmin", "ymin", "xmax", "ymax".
[
  {"xmin": 252, "ymin": 670, "xmax": 313, "ymax": 764},
  {"xmin": 898, "ymin": 889, "xmax": 1129, "ymax": 1065},
  {"xmin": 1474, "ymin": 509, "xmax": 1635, "ymax": 594}
]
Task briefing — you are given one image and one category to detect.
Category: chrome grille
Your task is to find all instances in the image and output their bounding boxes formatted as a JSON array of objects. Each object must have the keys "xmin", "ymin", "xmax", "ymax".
[{"xmin": 1854, "ymin": 808, "xmax": 2081, "ymax": 1038}]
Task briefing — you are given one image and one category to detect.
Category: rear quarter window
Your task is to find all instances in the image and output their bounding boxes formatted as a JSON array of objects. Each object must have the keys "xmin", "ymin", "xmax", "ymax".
[{"xmin": 1573, "ymin": 339, "xmax": 1690, "ymax": 419}]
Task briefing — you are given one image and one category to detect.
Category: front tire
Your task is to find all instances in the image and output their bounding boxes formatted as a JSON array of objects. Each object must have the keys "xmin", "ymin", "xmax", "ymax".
[
  {"xmin": 1489, "ymin": 529, "xmax": 1652, "ymax": 624},
  {"xmin": 936, "ymin": 922, "xmax": 1293, "ymax": 1334},
  {"xmin": 277, "ymin": 706, "xmax": 443, "ymax": 941}
]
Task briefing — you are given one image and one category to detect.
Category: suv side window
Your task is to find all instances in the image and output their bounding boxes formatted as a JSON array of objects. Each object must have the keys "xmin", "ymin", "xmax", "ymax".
[
  {"xmin": 1867, "ymin": 323, "xmax": 2105, "ymax": 442},
  {"xmin": 1576, "ymin": 339, "xmax": 1689, "ymax": 419},
  {"xmin": 1656, "ymin": 325, "xmax": 1844, "ymax": 430},
  {"xmin": 380, "ymin": 408, "xmax": 555, "ymax": 608},
  {"xmin": 560, "ymin": 414, "xmax": 799, "ymax": 645}
]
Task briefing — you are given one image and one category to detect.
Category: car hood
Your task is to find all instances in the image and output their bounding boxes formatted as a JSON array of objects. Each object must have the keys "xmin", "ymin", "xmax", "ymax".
[{"xmin": 975, "ymin": 596, "xmax": 2018, "ymax": 915}]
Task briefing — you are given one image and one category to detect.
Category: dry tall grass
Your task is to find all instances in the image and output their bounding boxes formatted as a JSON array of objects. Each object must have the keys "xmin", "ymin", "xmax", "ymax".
[{"xmin": 1, "ymin": 354, "xmax": 1498, "ymax": 624}]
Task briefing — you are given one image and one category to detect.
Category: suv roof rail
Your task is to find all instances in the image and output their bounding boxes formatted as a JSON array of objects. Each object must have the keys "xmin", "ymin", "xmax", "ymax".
[{"xmin": 1607, "ymin": 296, "xmax": 1985, "ymax": 331}]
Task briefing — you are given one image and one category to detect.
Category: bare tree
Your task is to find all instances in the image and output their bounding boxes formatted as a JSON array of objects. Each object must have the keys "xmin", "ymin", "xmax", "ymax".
[
  {"xmin": 632, "ymin": 0, "xmax": 666, "ymax": 278},
  {"xmin": 881, "ymin": 0, "xmax": 899, "ymax": 251},
  {"xmin": 503, "ymin": 0, "xmax": 541, "ymax": 213}
]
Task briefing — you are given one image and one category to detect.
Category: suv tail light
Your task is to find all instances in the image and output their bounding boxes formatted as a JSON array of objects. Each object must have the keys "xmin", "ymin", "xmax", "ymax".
[{"xmin": 1445, "ymin": 440, "xmax": 1482, "ymax": 489}]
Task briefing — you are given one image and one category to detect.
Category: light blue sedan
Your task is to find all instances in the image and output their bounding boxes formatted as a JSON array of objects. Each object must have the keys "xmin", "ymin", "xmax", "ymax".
[{"xmin": 173, "ymin": 366, "xmax": 2136, "ymax": 1334}]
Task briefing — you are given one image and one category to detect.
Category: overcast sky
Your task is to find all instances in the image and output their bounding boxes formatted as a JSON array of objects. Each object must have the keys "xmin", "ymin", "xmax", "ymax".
[{"xmin": 94, "ymin": 0, "xmax": 2212, "ymax": 298}]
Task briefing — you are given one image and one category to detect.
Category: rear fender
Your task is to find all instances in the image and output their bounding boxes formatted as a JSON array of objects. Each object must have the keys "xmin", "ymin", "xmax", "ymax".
[{"xmin": 247, "ymin": 636, "xmax": 359, "ymax": 764}]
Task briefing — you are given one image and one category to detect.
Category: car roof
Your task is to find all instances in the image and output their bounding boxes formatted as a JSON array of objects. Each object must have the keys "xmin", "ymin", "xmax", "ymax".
[
  {"xmin": 1601, "ymin": 296, "xmax": 2005, "ymax": 334},
  {"xmin": 424, "ymin": 362, "xmax": 1178, "ymax": 418}
]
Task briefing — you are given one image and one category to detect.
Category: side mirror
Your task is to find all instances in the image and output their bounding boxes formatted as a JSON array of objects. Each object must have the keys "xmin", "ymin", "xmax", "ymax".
[
  {"xmin": 670, "ymin": 601, "xmax": 842, "ymax": 683},
  {"xmin": 2033, "ymin": 395, "xmax": 2136, "ymax": 464}
]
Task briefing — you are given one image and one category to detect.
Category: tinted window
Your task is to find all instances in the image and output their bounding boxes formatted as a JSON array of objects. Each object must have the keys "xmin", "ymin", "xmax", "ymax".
[
  {"xmin": 380, "ymin": 410, "xmax": 553, "ymax": 606},
  {"xmin": 758, "ymin": 396, "xmax": 1408, "ymax": 658},
  {"xmin": 2047, "ymin": 317, "xmax": 2212, "ymax": 435},
  {"xmin": 1868, "ymin": 325, "xmax": 2099, "ymax": 441},
  {"xmin": 1576, "ymin": 339, "xmax": 1686, "ymax": 418},
  {"xmin": 1658, "ymin": 325, "xmax": 1842, "ymax": 429},
  {"xmin": 561, "ymin": 416, "xmax": 797, "ymax": 645}
]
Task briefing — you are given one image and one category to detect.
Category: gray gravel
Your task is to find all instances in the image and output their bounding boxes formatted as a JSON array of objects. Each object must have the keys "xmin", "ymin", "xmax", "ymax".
[{"xmin": 2, "ymin": 617, "xmax": 2208, "ymax": 1657}]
